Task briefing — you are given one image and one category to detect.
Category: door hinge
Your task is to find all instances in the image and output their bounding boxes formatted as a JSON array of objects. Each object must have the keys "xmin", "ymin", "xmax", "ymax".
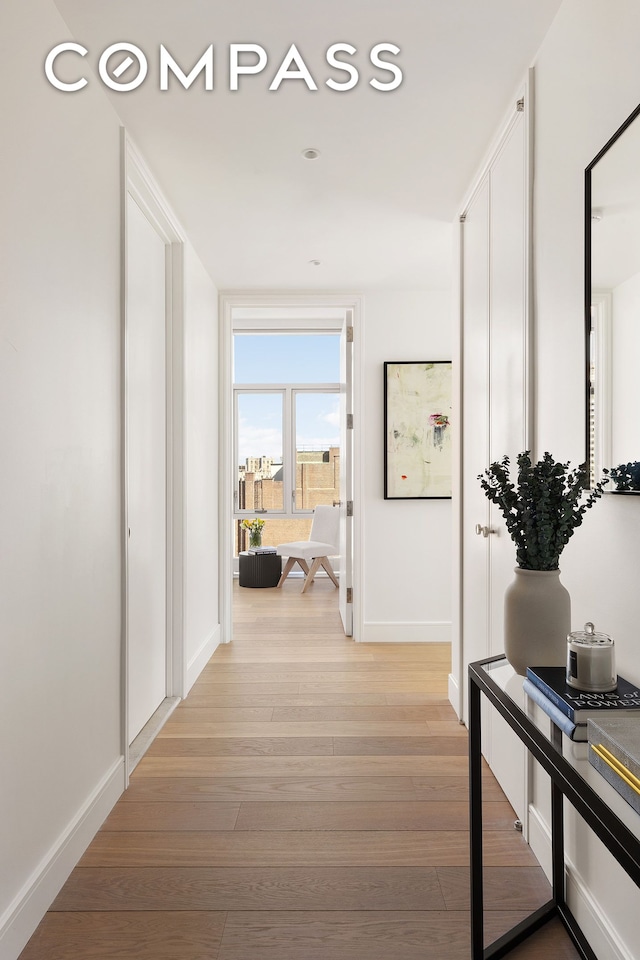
[
  {"xmin": 346, "ymin": 413, "xmax": 354, "ymax": 430},
  {"xmin": 346, "ymin": 587, "xmax": 353, "ymax": 603},
  {"xmin": 346, "ymin": 500, "xmax": 353, "ymax": 517},
  {"xmin": 346, "ymin": 325, "xmax": 354, "ymax": 343},
  {"xmin": 516, "ymin": 97, "xmax": 525, "ymax": 113}
]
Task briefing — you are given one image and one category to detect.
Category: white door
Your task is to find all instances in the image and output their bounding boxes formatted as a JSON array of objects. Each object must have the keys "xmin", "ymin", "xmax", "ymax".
[
  {"xmin": 461, "ymin": 103, "xmax": 529, "ymax": 822},
  {"xmin": 461, "ymin": 177, "xmax": 491, "ymax": 676},
  {"xmin": 488, "ymin": 115, "xmax": 529, "ymax": 644},
  {"xmin": 338, "ymin": 311, "xmax": 354, "ymax": 636},
  {"xmin": 126, "ymin": 194, "xmax": 168, "ymax": 744},
  {"xmin": 485, "ymin": 112, "xmax": 529, "ymax": 820}
]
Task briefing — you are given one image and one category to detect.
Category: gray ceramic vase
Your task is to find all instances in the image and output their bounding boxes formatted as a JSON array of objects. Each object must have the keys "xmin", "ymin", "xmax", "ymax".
[{"xmin": 504, "ymin": 567, "xmax": 570, "ymax": 676}]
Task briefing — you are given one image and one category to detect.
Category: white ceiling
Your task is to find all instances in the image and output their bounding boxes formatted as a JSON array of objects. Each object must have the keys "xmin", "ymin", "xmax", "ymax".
[{"xmin": 53, "ymin": 0, "xmax": 563, "ymax": 291}]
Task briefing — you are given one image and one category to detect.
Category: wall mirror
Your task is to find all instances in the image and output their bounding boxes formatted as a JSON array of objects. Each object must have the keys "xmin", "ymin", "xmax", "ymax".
[{"xmin": 586, "ymin": 102, "xmax": 640, "ymax": 492}]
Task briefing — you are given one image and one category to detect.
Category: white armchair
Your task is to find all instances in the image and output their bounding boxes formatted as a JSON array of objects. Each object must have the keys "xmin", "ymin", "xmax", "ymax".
[{"xmin": 276, "ymin": 505, "xmax": 340, "ymax": 593}]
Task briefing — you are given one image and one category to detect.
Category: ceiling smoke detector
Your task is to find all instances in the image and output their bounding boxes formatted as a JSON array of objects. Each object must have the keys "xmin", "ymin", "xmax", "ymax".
[{"xmin": 302, "ymin": 148, "xmax": 321, "ymax": 160}]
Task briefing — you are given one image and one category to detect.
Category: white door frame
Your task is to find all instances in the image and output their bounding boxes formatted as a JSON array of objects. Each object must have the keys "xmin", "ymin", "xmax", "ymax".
[
  {"xmin": 338, "ymin": 307, "xmax": 354, "ymax": 636},
  {"xmin": 218, "ymin": 292, "xmax": 364, "ymax": 644},
  {"xmin": 122, "ymin": 132, "xmax": 186, "ymax": 783}
]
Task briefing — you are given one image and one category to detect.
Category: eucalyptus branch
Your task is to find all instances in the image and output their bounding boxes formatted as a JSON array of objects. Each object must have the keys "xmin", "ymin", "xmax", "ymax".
[{"xmin": 478, "ymin": 451, "xmax": 608, "ymax": 571}]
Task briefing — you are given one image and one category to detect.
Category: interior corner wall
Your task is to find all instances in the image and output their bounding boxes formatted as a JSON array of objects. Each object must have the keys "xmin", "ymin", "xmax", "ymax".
[
  {"xmin": 0, "ymin": 0, "xmax": 123, "ymax": 955},
  {"xmin": 532, "ymin": 1, "xmax": 640, "ymax": 955},
  {"xmin": 183, "ymin": 244, "xmax": 221, "ymax": 690},
  {"xmin": 361, "ymin": 288, "xmax": 452, "ymax": 643}
]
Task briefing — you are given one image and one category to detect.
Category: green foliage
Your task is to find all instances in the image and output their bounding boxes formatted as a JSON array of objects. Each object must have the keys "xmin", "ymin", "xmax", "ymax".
[
  {"xmin": 610, "ymin": 461, "xmax": 640, "ymax": 492},
  {"xmin": 478, "ymin": 452, "xmax": 608, "ymax": 571}
]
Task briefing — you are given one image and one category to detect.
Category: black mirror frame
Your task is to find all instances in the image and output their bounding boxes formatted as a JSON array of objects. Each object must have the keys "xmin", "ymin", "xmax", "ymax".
[{"xmin": 585, "ymin": 101, "xmax": 640, "ymax": 473}]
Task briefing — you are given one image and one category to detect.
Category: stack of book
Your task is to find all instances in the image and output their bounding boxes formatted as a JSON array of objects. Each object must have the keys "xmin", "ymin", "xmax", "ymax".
[
  {"xmin": 588, "ymin": 716, "xmax": 640, "ymax": 814},
  {"xmin": 524, "ymin": 666, "xmax": 640, "ymax": 741},
  {"xmin": 247, "ymin": 546, "xmax": 278, "ymax": 556}
]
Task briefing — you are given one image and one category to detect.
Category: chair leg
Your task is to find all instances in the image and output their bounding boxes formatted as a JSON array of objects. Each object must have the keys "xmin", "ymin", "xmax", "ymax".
[
  {"xmin": 320, "ymin": 557, "xmax": 339, "ymax": 588},
  {"xmin": 302, "ymin": 556, "xmax": 323, "ymax": 593},
  {"xmin": 277, "ymin": 557, "xmax": 310, "ymax": 588},
  {"xmin": 276, "ymin": 556, "xmax": 296, "ymax": 587}
]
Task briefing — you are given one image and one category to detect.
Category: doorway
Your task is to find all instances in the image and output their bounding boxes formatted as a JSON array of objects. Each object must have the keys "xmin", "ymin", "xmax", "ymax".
[{"xmin": 219, "ymin": 296, "xmax": 362, "ymax": 644}]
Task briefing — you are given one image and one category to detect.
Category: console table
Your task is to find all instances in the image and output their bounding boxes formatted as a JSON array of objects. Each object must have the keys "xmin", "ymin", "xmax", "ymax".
[{"xmin": 469, "ymin": 655, "xmax": 640, "ymax": 959}]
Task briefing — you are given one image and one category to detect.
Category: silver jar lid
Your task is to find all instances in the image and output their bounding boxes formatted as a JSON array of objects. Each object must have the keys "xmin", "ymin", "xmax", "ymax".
[{"xmin": 567, "ymin": 621, "xmax": 612, "ymax": 647}]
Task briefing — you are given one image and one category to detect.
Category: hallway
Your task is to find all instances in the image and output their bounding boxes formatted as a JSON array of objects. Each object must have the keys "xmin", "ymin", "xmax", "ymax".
[{"xmin": 20, "ymin": 581, "xmax": 578, "ymax": 959}]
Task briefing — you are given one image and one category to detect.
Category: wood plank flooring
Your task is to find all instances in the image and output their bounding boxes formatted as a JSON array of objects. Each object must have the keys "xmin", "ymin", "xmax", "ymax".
[{"xmin": 19, "ymin": 580, "xmax": 580, "ymax": 959}]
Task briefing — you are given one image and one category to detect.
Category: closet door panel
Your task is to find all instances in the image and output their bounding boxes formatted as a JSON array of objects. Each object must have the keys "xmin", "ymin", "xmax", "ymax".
[
  {"xmin": 460, "ymin": 100, "xmax": 530, "ymax": 825},
  {"xmin": 489, "ymin": 115, "xmax": 528, "ymax": 654},
  {"xmin": 487, "ymin": 112, "xmax": 528, "ymax": 823},
  {"xmin": 461, "ymin": 177, "xmax": 491, "ymax": 703}
]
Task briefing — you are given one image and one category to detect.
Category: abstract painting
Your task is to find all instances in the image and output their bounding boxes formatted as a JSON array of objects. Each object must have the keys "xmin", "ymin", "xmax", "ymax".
[{"xmin": 384, "ymin": 361, "xmax": 452, "ymax": 499}]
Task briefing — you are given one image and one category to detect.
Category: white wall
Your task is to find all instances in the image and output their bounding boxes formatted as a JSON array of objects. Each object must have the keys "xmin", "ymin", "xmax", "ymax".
[
  {"xmin": 183, "ymin": 244, "xmax": 221, "ymax": 689},
  {"xmin": 0, "ymin": 4, "xmax": 221, "ymax": 955},
  {"xmin": 361, "ymin": 288, "xmax": 452, "ymax": 642},
  {"xmin": 0, "ymin": 0, "xmax": 123, "ymax": 954},
  {"xmin": 611, "ymin": 271, "xmax": 640, "ymax": 465},
  {"xmin": 532, "ymin": 2, "xmax": 640, "ymax": 955}
]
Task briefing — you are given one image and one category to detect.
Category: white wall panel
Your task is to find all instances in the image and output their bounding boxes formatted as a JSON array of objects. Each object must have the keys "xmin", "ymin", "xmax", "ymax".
[
  {"xmin": 362, "ymin": 289, "xmax": 453, "ymax": 640},
  {"xmin": 183, "ymin": 244, "xmax": 220, "ymax": 687},
  {"xmin": 0, "ymin": 0, "xmax": 122, "ymax": 951}
]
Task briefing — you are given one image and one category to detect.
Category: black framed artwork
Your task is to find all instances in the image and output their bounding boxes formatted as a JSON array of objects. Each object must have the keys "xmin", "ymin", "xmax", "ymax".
[{"xmin": 384, "ymin": 361, "xmax": 452, "ymax": 499}]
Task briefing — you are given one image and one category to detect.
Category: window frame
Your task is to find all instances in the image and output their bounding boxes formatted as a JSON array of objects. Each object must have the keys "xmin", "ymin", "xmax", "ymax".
[{"xmin": 233, "ymin": 382, "xmax": 340, "ymax": 520}]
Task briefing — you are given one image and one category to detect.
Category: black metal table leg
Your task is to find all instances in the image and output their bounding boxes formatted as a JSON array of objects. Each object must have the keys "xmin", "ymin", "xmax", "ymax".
[
  {"xmin": 550, "ymin": 722, "xmax": 565, "ymax": 907},
  {"xmin": 469, "ymin": 676, "xmax": 484, "ymax": 959},
  {"xmin": 467, "ymin": 657, "xmax": 634, "ymax": 960}
]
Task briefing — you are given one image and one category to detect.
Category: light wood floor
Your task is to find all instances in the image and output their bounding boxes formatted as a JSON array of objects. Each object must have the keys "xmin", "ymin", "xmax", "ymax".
[{"xmin": 20, "ymin": 580, "xmax": 580, "ymax": 959}]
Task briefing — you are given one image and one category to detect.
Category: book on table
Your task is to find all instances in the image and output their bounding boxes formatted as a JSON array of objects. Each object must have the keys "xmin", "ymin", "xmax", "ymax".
[
  {"xmin": 526, "ymin": 666, "xmax": 640, "ymax": 722},
  {"xmin": 523, "ymin": 678, "xmax": 586, "ymax": 740},
  {"xmin": 247, "ymin": 546, "xmax": 277, "ymax": 555}
]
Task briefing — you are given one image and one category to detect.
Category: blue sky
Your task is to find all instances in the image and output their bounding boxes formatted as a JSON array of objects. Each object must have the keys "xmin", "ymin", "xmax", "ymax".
[
  {"xmin": 234, "ymin": 334, "xmax": 341, "ymax": 462},
  {"xmin": 234, "ymin": 334, "xmax": 340, "ymax": 383}
]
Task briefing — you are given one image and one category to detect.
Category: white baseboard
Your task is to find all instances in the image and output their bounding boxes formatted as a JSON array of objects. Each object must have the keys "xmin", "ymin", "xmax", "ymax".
[
  {"xmin": 527, "ymin": 802, "xmax": 633, "ymax": 960},
  {"xmin": 566, "ymin": 862, "xmax": 634, "ymax": 960},
  {"xmin": 128, "ymin": 696, "xmax": 180, "ymax": 773},
  {"xmin": 448, "ymin": 672, "xmax": 462, "ymax": 719},
  {"xmin": 0, "ymin": 757, "xmax": 125, "ymax": 960},
  {"xmin": 527, "ymin": 802, "xmax": 552, "ymax": 880},
  {"xmin": 360, "ymin": 621, "xmax": 451, "ymax": 643},
  {"xmin": 185, "ymin": 624, "xmax": 221, "ymax": 695}
]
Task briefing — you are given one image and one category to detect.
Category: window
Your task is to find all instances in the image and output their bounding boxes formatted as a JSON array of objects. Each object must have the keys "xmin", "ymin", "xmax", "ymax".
[
  {"xmin": 236, "ymin": 391, "xmax": 284, "ymax": 512},
  {"xmin": 234, "ymin": 334, "xmax": 340, "ymax": 384},
  {"xmin": 233, "ymin": 333, "xmax": 340, "ymax": 555},
  {"xmin": 294, "ymin": 391, "xmax": 340, "ymax": 511}
]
